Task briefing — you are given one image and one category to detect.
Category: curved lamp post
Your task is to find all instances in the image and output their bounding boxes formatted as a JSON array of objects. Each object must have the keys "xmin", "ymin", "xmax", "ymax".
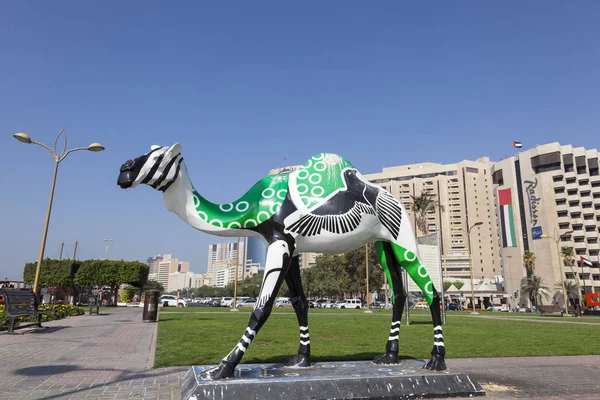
[
  {"xmin": 13, "ymin": 130, "xmax": 104, "ymax": 297},
  {"xmin": 466, "ymin": 221, "xmax": 483, "ymax": 314}
]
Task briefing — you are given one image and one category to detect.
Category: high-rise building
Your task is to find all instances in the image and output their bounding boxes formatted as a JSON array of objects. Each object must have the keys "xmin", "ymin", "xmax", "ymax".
[
  {"xmin": 363, "ymin": 157, "xmax": 501, "ymax": 279},
  {"xmin": 492, "ymin": 142, "xmax": 600, "ymax": 305},
  {"xmin": 146, "ymin": 254, "xmax": 191, "ymax": 289},
  {"xmin": 146, "ymin": 254, "xmax": 163, "ymax": 275},
  {"xmin": 167, "ymin": 271, "xmax": 197, "ymax": 292},
  {"xmin": 245, "ymin": 237, "xmax": 267, "ymax": 269}
]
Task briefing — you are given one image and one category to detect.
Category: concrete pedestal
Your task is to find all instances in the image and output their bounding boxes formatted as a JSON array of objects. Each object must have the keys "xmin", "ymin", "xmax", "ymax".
[{"xmin": 181, "ymin": 360, "xmax": 485, "ymax": 399}]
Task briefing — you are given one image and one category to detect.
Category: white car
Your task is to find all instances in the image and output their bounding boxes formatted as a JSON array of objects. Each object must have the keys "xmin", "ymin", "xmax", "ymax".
[
  {"xmin": 159, "ymin": 295, "xmax": 187, "ymax": 307},
  {"xmin": 336, "ymin": 299, "xmax": 363, "ymax": 309},
  {"xmin": 221, "ymin": 297, "xmax": 234, "ymax": 307}
]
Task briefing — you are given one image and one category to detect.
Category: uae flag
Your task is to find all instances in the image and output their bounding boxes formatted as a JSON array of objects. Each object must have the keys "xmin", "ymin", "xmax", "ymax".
[
  {"xmin": 499, "ymin": 188, "xmax": 517, "ymax": 247},
  {"xmin": 581, "ymin": 256, "xmax": 593, "ymax": 267},
  {"xmin": 513, "ymin": 141, "xmax": 523, "ymax": 148}
]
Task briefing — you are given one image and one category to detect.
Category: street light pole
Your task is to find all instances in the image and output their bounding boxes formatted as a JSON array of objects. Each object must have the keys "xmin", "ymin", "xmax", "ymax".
[
  {"xmin": 104, "ymin": 239, "xmax": 113, "ymax": 259},
  {"xmin": 364, "ymin": 243, "xmax": 373, "ymax": 314},
  {"xmin": 466, "ymin": 221, "xmax": 483, "ymax": 315},
  {"xmin": 231, "ymin": 237, "xmax": 240, "ymax": 312},
  {"xmin": 13, "ymin": 130, "xmax": 104, "ymax": 298}
]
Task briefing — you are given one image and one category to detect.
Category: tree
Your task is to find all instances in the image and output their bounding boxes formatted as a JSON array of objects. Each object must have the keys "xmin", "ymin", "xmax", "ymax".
[
  {"xmin": 523, "ymin": 251, "xmax": 536, "ymax": 277},
  {"xmin": 443, "ymin": 281, "xmax": 453, "ymax": 291},
  {"xmin": 453, "ymin": 280, "xmax": 465, "ymax": 290},
  {"xmin": 555, "ymin": 280, "xmax": 580, "ymax": 308},
  {"xmin": 409, "ymin": 192, "xmax": 445, "ymax": 236},
  {"xmin": 119, "ymin": 261, "xmax": 149, "ymax": 288},
  {"xmin": 520, "ymin": 276, "xmax": 550, "ymax": 308},
  {"xmin": 23, "ymin": 259, "xmax": 80, "ymax": 303}
]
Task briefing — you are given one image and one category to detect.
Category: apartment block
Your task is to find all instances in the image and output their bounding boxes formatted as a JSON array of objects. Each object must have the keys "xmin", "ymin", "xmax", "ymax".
[
  {"xmin": 364, "ymin": 158, "xmax": 501, "ymax": 280},
  {"xmin": 492, "ymin": 143, "xmax": 600, "ymax": 305}
]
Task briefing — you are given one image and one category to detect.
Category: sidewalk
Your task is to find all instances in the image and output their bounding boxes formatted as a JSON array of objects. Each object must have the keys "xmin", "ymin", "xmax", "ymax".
[
  {"xmin": 0, "ymin": 307, "xmax": 184, "ymax": 399},
  {"xmin": 1, "ymin": 307, "xmax": 599, "ymax": 399}
]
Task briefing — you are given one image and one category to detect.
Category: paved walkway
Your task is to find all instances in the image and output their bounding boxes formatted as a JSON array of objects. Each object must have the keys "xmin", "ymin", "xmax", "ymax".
[
  {"xmin": 0, "ymin": 307, "xmax": 184, "ymax": 399},
  {"xmin": 1, "ymin": 307, "xmax": 599, "ymax": 399}
]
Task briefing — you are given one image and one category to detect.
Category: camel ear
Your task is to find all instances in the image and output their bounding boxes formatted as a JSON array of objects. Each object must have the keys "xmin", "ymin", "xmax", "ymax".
[
  {"xmin": 151, "ymin": 145, "xmax": 162, "ymax": 151},
  {"xmin": 166, "ymin": 142, "xmax": 181, "ymax": 157}
]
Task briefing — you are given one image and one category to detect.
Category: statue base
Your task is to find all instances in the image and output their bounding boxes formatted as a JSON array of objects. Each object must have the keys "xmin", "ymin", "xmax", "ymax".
[{"xmin": 181, "ymin": 360, "xmax": 485, "ymax": 400}]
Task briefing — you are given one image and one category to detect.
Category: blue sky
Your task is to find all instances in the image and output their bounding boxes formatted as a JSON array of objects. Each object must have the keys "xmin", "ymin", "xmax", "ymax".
[{"xmin": 1, "ymin": 2, "xmax": 598, "ymax": 279}]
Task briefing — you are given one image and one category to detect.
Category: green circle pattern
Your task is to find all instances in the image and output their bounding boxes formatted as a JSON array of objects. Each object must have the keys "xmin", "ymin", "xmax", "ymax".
[
  {"xmin": 192, "ymin": 173, "xmax": 290, "ymax": 229},
  {"xmin": 190, "ymin": 153, "xmax": 355, "ymax": 229},
  {"xmin": 295, "ymin": 153, "xmax": 356, "ymax": 211}
]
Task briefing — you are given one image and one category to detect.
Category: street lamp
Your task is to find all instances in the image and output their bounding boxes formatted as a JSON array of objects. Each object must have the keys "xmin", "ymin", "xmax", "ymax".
[
  {"xmin": 104, "ymin": 239, "xmax": 114, "ymax": 259},
  {"xmin": 231, "ymin": 237, "xmax": 241, "ymax": 312},
  {"xmin": 364, "ymin": 243, "xmax": 373, "ymax": 314},
  {"xmin": 466, "ymin": 221, "xmax": 483, "ymax": 314},
  {"xmin": 13, "ymin": 130, "xmax": 104, "ymax": 297},
  {"xmin": 541, "ymin": 228, "xmax": 574, "ymax": 317}
]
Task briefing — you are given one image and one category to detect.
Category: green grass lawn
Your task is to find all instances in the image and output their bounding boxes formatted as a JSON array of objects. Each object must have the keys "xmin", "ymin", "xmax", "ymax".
[{"xmin": 153, "ymin": 307, "xmax": 600, "ymax": 368}]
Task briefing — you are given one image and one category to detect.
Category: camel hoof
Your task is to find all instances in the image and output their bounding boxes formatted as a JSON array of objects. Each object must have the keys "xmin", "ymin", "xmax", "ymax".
[
  {"xmin": 373, "ymin": 351, "xmax": 399, "ymax": 365},
  {"xmin": 423, "ymin": 353, "xmax": 446, "ymax": 371},
  {"xmin": 199, "ymin": 362, "xmax": 235, "ymax": 380},
  {"xmin": 283, "ymin": 353, "xmax": 311, "ymax": 368}
]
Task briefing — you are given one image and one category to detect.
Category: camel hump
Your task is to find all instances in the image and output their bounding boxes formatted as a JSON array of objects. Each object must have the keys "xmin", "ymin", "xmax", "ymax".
[
  {"xmin": 305, "ymin": 153, "xmax": 355, "ymax": 169},
  {"xmin": 288, "ymin": 153, "xmax": 358, "ymax": 211}
]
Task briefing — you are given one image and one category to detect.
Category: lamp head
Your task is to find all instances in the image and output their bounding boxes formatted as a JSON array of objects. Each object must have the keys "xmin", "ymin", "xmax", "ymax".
[
  {"xmin": 88, "ymin": 143, "xmax": 105, "ymax": 152},
  {"xmin": 13, "ymin": 133, "xmax": 32, "ymax": 144}
]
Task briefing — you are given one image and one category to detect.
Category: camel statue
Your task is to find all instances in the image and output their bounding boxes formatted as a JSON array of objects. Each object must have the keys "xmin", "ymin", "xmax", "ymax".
[{"xmin": 117, "ymin": 143, "xmax": 446, "ymax": 380}]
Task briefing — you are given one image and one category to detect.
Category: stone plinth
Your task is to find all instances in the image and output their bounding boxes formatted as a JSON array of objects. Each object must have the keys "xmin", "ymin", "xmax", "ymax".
[{"xmin": 181, "ymin": 360, "xmax": 485, "ymax": 399}]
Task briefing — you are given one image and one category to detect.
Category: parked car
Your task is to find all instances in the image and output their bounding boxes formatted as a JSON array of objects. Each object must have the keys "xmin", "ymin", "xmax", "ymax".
[
  {"xmin": 275, "ymin": 299, "xmax": 292, "ymax": 307},
  {"xmin": 221, "ymin": 297, "xmax": 234, "ymax": 307},
  {"xmin": 337, "ymin": 299, "xmax": 362, "ymax": 309},
  {"xmin": 159, "ymin": 295, "xmax": 187, "ymax": 307},
  {"xmin": 446, "ymin": 303, "xmax": 463, "ymax": 311},
  {"xmin": 413, "ymin": 301, "xmax": 428, "ymax": 310},
  {"xmin": 236, "ymin": 299, "xmax": 256, "ymax": 308}
]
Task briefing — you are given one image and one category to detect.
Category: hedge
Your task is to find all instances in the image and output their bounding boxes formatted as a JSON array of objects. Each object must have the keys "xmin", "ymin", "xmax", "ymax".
[{"xmin": 0, "ymin": 304, "xmax": 84, "ymax": 331}]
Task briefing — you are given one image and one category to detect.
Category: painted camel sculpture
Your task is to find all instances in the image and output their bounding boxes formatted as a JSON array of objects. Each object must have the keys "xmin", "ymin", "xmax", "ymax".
[{"xmin": 117, "ymin": 143, "xmax": 446, "ymax": 380}]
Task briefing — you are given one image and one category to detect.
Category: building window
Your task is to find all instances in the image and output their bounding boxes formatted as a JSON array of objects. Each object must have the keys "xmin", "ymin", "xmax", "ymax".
[
  {"xmin": 577, "ymin": 166, "xmax": 587, "ymax": 174},
  {"xmin": 466, "ymin": 167, "xmax": 479, "ymax": 173}
]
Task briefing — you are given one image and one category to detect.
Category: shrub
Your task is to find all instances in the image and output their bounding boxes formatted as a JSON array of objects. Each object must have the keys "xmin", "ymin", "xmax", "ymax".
[{"xmin": 0, "ymin": 303, "xmax": 85, "ymax": 330}]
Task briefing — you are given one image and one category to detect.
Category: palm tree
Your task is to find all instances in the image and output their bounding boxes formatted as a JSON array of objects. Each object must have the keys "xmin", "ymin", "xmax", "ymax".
[
  {"xmin": 554, "ymin": 280, "xmax": 580, "ymax": 308},
  {"xmin": 560, "ymin": 246, "xmax": 581, "ymax": 300},
  {"xmin": 523, "ymin": 251, "xmax": 536, "ymax": 277},
  {"xmin": 409, "ymin": 191, "xmax": 445, "ymax": 236},
  {"xmin": 520, "ymin": 276, "xmax": 550, "ymax": 308}
]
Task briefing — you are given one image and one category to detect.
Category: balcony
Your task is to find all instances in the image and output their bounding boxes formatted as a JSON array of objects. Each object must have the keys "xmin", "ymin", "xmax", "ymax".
[
  {"xmin": 579, "ymin": 183, "xmax": 591, "ymax": 192},
  {"xmin": 556, "ymin": 203, "xmax": 568, "ymax": 212},
  {"xmin": 565, "ymin": 171, "xmax": 577, "ymax": 179},
  {"xmin": 566, "ymin": 182, "xmax": 578, "ymax": 191},
  {"xmin": 558, "ymin": 215, "xmax": 570, "ymax": 224},
  {"xmin": 554, "ymin": 191, "xmax": 567, "ymax": 201},
  {"xmin": 567, "ymin": 194, "xmax": 580, "ymax": 202},
  {"xmin": 574, "ymin": 241, "xmax": 587, "ymax": 251},
  {"xmin": 588, "ymin": 242, "xmax": 600, "ymax": 251},
  {"xmin": 590, "ymin": 175, "xmax": 600, "ymax": 184},
  {"xmin": 569, "ymin": 204, "xmax": 582, "ymax": 213}
]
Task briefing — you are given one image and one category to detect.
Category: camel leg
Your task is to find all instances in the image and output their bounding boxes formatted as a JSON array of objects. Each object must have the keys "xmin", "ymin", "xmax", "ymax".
[
  {"xmin": 389, "ymin": 241, "xmax": 446, "ymax": 371},
  {"xmin": 200, "ymin": 238, "xmax": 293, "ymax": 380},
  {"xmin": 283, "ymin": 255, "xmax": 311, "ymax": 367},
  {"xmin": 373, "ymin": 241, "xmax": 406, "ymax": 364}
]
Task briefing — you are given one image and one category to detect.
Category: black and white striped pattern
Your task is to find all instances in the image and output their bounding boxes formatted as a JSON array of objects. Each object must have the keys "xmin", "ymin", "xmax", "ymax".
[
  {"xmin": 375, "ymin": 190, "xmax": 402, "ymax": 240},
  {"xmin": 141, "ymin": 152, "xmax": 183, "ymax": 192},
  {"xmin": 299, "ymin": 326, "xmax": 310, "ymax": 347},
  {"xmin": 388, "ymin": 321, "xmax": 400, "ymax": 342},
  {"xmin": 433, "ymin": 325, "xmax": 444, "ymax": 348},
  {"xmin": 287, "ymin": 201, "xmax": 375, "ymax": 236},
  {"xmin": 225, "ymin": 327, "xmax": 256, "ymax": 359}
]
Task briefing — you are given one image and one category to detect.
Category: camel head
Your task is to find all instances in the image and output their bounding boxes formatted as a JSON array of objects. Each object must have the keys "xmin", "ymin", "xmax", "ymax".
[{"xmin": 117, "ymin": 143, "xmax": 182, "ymax": 191}]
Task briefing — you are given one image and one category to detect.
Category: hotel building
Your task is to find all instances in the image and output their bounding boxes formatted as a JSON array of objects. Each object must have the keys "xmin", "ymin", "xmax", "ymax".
[{"xmin": 492, "ymin": 143, "xmax": 600, "ymax": 305}]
